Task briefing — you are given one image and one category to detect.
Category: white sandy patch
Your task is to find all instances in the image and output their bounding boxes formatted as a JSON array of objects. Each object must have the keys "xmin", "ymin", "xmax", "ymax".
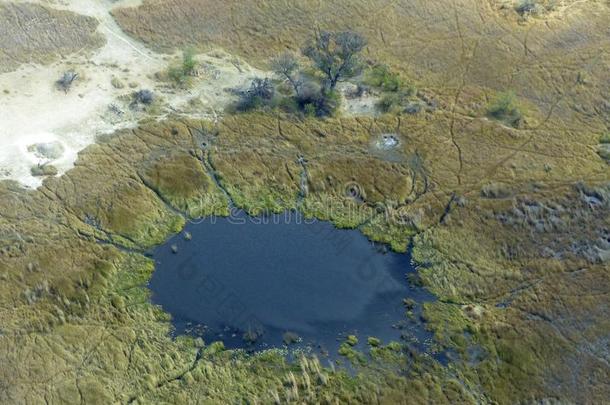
[
  {"xmin": 0, "ymin": 0, "xmax": 266, "ymax": 188},
  {"xmin": 336, "ymin": 82, "xmax": 380, "ymax": 117}
]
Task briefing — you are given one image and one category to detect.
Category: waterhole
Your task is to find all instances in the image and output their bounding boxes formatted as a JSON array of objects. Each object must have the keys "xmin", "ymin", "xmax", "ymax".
[{"xmin": 149, "ymin": 210, "xmax": 437, "ymax": 359}]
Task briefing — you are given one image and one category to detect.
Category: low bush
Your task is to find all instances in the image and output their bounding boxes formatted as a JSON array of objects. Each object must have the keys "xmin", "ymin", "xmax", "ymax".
[
  {"xmin": 166, "ymin": 48, "xmax": 197, "ymax": 87},
  {"xmin": 296, "ymin": 85, "xmax": 341, "ymax": 117},
  {"xmin": 235, "ymin": 78, "xmax": 276, "ymax": 112},
  {"xmin": 515, "ymin": 0, "xmax": 540, "ymax": 15},
  {"xmin": 377, "ymin": 87, "xmax": 417, "ymax": 114},
  {"xmin": 365, "ymin": 64, "xmax": 402, "ymax": 92},
  {"xmin": 481, "ymin": 183, "xmax": 513, "ymax": 199},
  {"xmin": 132, "ymin": 89, "xmax": 154, "ymax": 105},
  {"xmin": 364, "ymin": 64, "xmax": 418, "ymax": 114},
  {"xmin": 167, "ymin": 65, "xmax": 189, "ymax": 87},
  {"xmin": 233, "ymin": 74, "xmax": 341, "ymax": 117},
  {"xmin": 110, "ymin": 76, "xmax": 124, "ymax": 89},
  {"xmin": 377, "ymin": 93, "xmax": 404, "ymax": 113},
  {"xmin": 487, "ymin": 91, "xmax": 523, "ymax": 127},
  {"xmin": 515, "ymin": 0, "xmax": 558, "ymax": 16},
  {"xmin": 56, "ymin": 71, "xmax": 78, "ymax": 93},
  {"xmin": 181, "ymin": 47, "xmax": 197, "ymax": 76}
]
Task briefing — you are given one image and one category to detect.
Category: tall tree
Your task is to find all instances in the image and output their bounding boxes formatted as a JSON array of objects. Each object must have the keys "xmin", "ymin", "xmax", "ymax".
[
  {"xmin": 302, "ymin": 31, "xmax": 367, "ymax": 91},
  {"xmin": 270, "ymin": 52, "xmax": 302, "ymax": 96}
]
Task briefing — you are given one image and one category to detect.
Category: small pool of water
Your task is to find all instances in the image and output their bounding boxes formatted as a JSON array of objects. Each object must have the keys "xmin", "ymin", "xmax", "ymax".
[{"xmin": 149, "ymin": 210, "xmax": 437, "ymax": 359}]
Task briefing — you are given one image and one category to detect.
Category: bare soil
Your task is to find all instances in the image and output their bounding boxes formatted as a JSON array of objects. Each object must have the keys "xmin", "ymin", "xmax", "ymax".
[{"xmin": 0, "ymin": 0, "xmax": 266, "ymax": 187}]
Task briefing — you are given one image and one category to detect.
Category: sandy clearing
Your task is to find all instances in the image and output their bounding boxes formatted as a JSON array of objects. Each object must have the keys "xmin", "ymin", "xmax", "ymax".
[{"xmin": 0, "ymin": 0, "xmax": 266, "ymax": 188}]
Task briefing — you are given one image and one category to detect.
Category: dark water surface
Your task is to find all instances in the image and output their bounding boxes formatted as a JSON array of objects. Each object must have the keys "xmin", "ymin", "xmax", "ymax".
[{"xmin": 149, "ymin": 210, "xmax": 437, "ymax": 358}]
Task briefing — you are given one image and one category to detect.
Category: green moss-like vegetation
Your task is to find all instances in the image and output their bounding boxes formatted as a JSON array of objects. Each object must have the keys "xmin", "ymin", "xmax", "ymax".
[
  {"xmin": 140, "ymin": 151, "xmax": 229, "ymax": 218},
  {"xmin": 346, "ymin": 335, "xmax": 359, "ymax": 346},
  {"xmin": 361, "ymin": 212, "xmax": 417, "ymax": 252},
  {"xmin": 338, "ymin": 343, "xmax": 366, "ymax": 366},
  {"xmin": 367, "ymin": 337, "xmax": 381, "ymax": 347},
  {"xmin": 422, "ymin": 303, "xmax": 473, "ymax": 351}
]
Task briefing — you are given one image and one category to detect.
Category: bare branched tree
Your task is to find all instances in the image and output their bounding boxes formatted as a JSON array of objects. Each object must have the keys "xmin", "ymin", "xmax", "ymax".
[
  {"xmin": 302, "ymin": 31, "xmax": 367, "ymax": 91},
  {"xmin": 270, "ymin": 52, "xmax": 302, "ymax": 96}
]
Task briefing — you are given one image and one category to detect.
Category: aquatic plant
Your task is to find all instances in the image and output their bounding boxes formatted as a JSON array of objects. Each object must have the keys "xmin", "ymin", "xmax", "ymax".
[
  {"xmin": 282, "ymin": 331, "xmax": 301, "ymax": 345},
  {"xmin": 367, "ymin": 337, "xmax": 381, "ymax": 347},
  {"xmin": 346, "ymin": 335, "xmax": 358, "ymax": 346}
]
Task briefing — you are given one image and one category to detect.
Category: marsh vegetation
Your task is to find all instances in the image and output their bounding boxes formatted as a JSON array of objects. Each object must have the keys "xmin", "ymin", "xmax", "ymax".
[{"xmin": 1, "ymin": 0, "xmax": 609, "ymax": 403}]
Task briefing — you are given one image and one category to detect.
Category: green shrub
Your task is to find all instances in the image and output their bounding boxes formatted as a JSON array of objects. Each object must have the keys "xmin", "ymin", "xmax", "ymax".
[
  {"xmin": 338, "ymin": 343, "xmax": 366, "ymax": 365},
  {"xmin": 515, "ymin": 0, "xmax": 540, "ymax": 15},
  {"xmin": 376, "ymin": 87, "xmax": 416, "ymax": 114},
  {"xmin": 315, "ymin": 90, "xmax": 341, "ymax": 117},
  {"xmin": 487, "ymin": 91, "xmax": 523, "ymax": 127},
  {"xmin": 276, "ymin": 96, "xmax": 300, "ymax": 114},
  {"xmin": 599, "ymin": 133, "xmax": 610, "ymax": 144},
  {"xmin": 365, "ymin": 64, "xmax": 403, "ymax": 92},
  {"xmin": 515, "ymin": 0, "xmax": 557, "ymax": 16},
  {"xmin": 167, "ymin": 65, "xmax": 188, "ymax": 86},
  {"xmin": 303, "ymin": 103, "xmax": 316, "ymax": 117},
  {"xmin": 182, "ymin": 47, "xmax": 197, "ymax": 76},
  {"xmin": 377, "ymin": 93, "xmax": 403, "ymax": 113},
  {"xmin": 167, "ymin": 48, "xmax": 197, "ymax": 87},
  {"xmin": 295, "ymin": 86, "xmax": 341, "ymax": 117}
]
